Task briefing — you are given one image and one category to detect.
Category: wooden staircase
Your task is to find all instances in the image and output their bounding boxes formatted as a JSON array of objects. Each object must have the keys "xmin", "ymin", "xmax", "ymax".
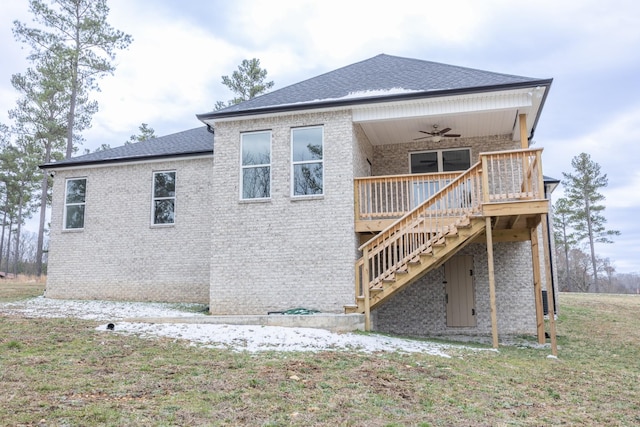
[
  {"xmin": 346, "ymin": 215, "xmax": 486, "ymax": 314},
  {"xmin": 347, "ymin": 161, "xmax": 486, "ymax": 316},
  {"xmin": 347, "ymin": 148, "xmax": 547, "ymax": 320}
]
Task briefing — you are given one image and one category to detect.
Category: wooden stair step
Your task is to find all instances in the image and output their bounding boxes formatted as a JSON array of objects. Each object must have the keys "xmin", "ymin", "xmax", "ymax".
[{"xmin": 344, "ymin": 304, "xmax": 360, "ymax": 314}]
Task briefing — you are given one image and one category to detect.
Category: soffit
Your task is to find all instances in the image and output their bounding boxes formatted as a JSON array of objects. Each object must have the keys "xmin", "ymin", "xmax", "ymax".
[{"xmin": 353, "ymin": 87, "xmax": 546, "ymax": 145}]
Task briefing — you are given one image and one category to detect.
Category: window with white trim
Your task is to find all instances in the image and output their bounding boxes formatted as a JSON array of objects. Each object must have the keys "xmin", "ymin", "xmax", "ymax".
[
  {"xmin": 292, "ymin": 126, "xmax": 323, "ymax": 196},
  {"xmin": 241, "ymin": 131, "xmax": 271, "ymax": 199},
  {"xmin": 64, "ymin": 178, "xmax": 87, "ymax": 230},
  {"xmin": 152, "ymin": 171, "xmax": 176, "ymax": 225}
]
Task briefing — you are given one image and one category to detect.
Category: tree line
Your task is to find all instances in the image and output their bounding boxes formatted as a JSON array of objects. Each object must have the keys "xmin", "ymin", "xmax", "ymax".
[{"xmin": 1, "ymin": 0, "xmax": 131, "ymax": 276}]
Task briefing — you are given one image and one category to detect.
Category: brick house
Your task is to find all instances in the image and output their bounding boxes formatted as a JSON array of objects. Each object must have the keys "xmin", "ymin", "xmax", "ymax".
[{"xmin": 43, "ymin": 54, "xmax": 558, "ymax": 346}]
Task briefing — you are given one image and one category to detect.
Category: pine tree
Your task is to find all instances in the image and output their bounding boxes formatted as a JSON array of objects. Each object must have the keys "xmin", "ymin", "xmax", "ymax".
[
  {"xmin": 0, "ymin": 141, "xmax": 40, "ymax": 275},
  {"xmin": 552, "ymin": 197, "xmax": 576, "ymax": 290},
  {"xmin": 9, "ymin": 57, "xmax": 68, "ymax": 276},
  {"xmin": 215, "ymin": 58, "xmax": 274, "ymax": 109},
  {"xmin": 13, "ymin": 0, "xmax": 132, "ymax": 159},
  {"xmin": 562, "ymin": 152, "xmax": 620, "ymax": 292},
  {"xmin": 126, "ymin": 123, "xmax": 156, "ymax": 144}
]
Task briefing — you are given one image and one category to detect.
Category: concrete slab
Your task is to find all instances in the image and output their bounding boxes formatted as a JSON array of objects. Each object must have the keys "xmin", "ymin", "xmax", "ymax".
[{"xmin": 124, "ymin": 313, "xmax": 365, "ymax": 333}]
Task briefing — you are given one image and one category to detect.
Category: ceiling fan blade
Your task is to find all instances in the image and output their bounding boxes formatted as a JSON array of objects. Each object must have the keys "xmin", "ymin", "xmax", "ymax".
[
  {"xmin": 443, "ymin": 133, "xmax": 461, "ymax": 138},
  {"xmin": 418, "ymin": 130, "xmax": 435, "ymax": 135},
  {"xmin": 438, "ymin": 127, "xmax": 451, "ymax": 134},
  {"xmin": 413, "ymin": 136, "xmax": 431, "ymax": 140}
]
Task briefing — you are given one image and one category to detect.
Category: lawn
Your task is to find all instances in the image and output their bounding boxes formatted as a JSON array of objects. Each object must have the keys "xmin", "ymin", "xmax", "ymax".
[{"xmin": 1, "ymin": 280, "xmax": 639, "ymax": 426}]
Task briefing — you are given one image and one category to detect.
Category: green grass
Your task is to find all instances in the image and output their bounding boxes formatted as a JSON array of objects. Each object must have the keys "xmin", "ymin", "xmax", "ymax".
[
  {"xmin": 0, "ymin": 278, "xmax": 45, "ymax": 302},
  {"xmin": 1, "ymin": 281, "xmax": 639, "ymax": 426}
]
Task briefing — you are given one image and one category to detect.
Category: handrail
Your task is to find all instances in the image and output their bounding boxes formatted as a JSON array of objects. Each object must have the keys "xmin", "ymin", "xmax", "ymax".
[{"xmin": 359, "ymin": 162, "xmax": 482, "ymax": 252}]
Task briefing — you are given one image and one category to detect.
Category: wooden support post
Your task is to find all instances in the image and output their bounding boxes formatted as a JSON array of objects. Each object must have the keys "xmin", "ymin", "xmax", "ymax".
[
  {"xmin": 530, "ymin": 226, "xmax": 546, "ymax": 344},
  {"xmin": 362, "ymin": 246, "xmax": 371, "ymax": 331},
  {"xmin": 535, "ymin": 150, "xmax": 545, "ymax": 198},
  {"xmin": 481, "ymin": 155, "xmax": 490, "ymax": 204},
  {"xmin": 519, "ymin": 113, "xmax": 530, "ymax": 194},
  {"xmin": 540, "ymin": 214, "xmax": 558, "ymax": 356},
  {"xmin": 519, "ymin": 113, "xmax": 528, "ymax": 149},
  {"xmin": 485, "ymin": 216, "xmax": 499, "ymax": 349}
]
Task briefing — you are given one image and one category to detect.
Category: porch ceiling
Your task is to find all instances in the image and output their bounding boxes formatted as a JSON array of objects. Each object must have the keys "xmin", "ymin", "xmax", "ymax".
[
  {"xmin": 352, "ymin": 86, "xmax": 547, "ymax": 146},
  {"xmin": 356, "ymin": 110, "xmax": 517, "ymax": 146}
]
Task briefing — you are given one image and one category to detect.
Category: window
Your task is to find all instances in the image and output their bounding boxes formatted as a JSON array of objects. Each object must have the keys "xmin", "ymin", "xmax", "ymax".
[
  {"xmin": 153, "ymin": 171, "xmax": 176, "ymax": 225},
  {"xmin": 410, "ymin": 149, "xmax": 471, "ymax": 206},
  {"xmin": 410, "ymin": 148, "xmax": 471, "ymax": 173},
  {"xmin": 64, "ymin": 178, "xmax": 87, "ymax": 230},
  {"xmin": 241, "ymin": 131, "xmax": 271, "ymax": 199},
  {"xmin": 292, "ymin": 126, "xmax": 323, "ymax": 196}
]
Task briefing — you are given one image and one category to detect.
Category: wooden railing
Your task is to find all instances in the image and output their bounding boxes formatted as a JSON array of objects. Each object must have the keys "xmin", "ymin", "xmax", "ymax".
[
  {"xmin": 355, "ymin": 148, "xmax": 544, "ymax": 299},
  {"xmin": 358, "ymin": 162, "xmax": 483, "ymax": 289},
  {"xmin": 355, "ymin": 149, "xmax": 544, "ymax": 222},
  {"xmin": 481, "ymin": 148, "xmax": 543, "ymax": 203},
  {"xmin": 354, "ymin": 172, "xmax": 462, "ymax": 221}
]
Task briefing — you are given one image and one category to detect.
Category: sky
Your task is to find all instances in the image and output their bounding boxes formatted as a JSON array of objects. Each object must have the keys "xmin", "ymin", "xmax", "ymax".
[{"xmin": 0, "ymin": 0, "xmax": 639, "ymax": 273}]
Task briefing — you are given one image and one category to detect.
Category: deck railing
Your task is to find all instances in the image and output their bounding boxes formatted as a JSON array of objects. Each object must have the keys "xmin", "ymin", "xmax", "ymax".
[
  {"xmin": 355, "ymin": 148, "xmax": 544, "ymax": 298},
  {"xmin": 355, "ymin": 148, "xmax": 544, "ymax": 222},
  {"xmin": 354, "ymin": 172, "xmax": 462, "ymax": 221},
  {"xmin": 481, "ymin": 148, "xmax": 543, "ymax": 203}
]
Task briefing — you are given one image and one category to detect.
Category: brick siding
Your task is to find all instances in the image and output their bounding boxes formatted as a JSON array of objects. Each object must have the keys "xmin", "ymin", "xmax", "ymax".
[
  {"xmin": 209, "ymin": 111, "xmax": 358, "ymax": 314},
  {"xmin": 46, "ymin": 157, "xmax": 213, "ymax": 303},
  {"xmin": 372, "ymin": 242, "xmax": 537, "ymax": 336}
]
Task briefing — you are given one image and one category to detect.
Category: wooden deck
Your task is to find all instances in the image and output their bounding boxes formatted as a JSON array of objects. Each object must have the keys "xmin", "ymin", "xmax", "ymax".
[{"xmin": 351, "ymin": 148, "xmax": 557, "ymax": 354}]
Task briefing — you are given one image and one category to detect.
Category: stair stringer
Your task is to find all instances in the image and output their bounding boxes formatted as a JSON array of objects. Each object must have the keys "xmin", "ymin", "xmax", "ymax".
[{"xmin": 352, "ymin": 216, "xmax": 486, "ymax": 313}]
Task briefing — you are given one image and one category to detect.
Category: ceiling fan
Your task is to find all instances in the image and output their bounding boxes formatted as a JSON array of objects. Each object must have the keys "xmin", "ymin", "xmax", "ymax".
[{"xmin": 414, "ymin": 125, "xmax": 461, "ymax": 141}]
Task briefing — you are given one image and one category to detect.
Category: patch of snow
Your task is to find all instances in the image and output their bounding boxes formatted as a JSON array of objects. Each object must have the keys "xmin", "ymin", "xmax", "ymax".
[
  {"xmin": 0, "ymin": 296, "xmax": 204, "ymax": 320},
  {"xmin": 98, "ymin": 322, "xmax": 458, "ymax": 356},
  {"xmin": 0, "ymin": 297, "xmax": 476, "ymax": 356},
  {"xmin": 341, "ymin": 88, "xmax": 423, "ymax": 99}
]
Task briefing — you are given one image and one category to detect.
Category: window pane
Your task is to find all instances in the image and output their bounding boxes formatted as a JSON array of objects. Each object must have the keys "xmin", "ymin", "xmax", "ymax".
[
  {"xmin": 442, "ymin": 150, "xmax": 470, "ymax": 172},
  {"xmin": 293, "ymin": 163, "xmax": 323, "ymax": 196},
  {"xmin": 154, "ymin": 172, "xmax": 176, "ymax": 197},
  {"xmin": 154, "ymin": 199, "xmax": 175, "ymax": 224},
  {"xmin": 65, "ymin": 205, "xmax": 85, "ymax": 229},
  {"xmin": 243, "ymin": 167, "xmax": 270, "ymax": 198},
  {"xmin": 411, "ymin": 152, "xmax": 438, "ymax": 173},
  {"xmin": 242, "ymin": 132, "xmax": 270, "ymax": 166},
  {"xmin": 66, "ymin": 179, "xmax": 86, "ymax": 203},
  {"xmin": 293, "ymin": 128, "xmax": 323, "ymax": 161}
]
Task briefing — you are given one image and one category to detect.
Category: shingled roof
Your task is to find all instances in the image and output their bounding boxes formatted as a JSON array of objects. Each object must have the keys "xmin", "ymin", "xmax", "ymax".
[
  {"xmin": 42, "ymin": 126, "xmax": 213, "ymax": 169},
  {"xmin": 198, "ymin": 54, "xmax": 551, "ymax": 121}
]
